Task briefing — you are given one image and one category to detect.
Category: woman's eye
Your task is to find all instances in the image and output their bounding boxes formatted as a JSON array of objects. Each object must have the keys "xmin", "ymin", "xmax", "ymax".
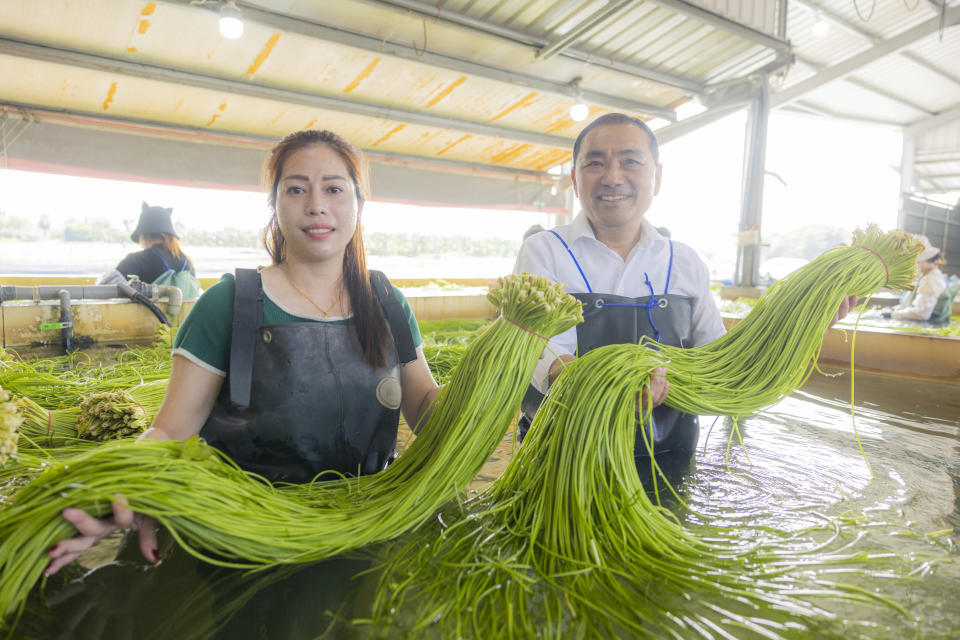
[
  {"xmin": 286, "ymin": 185, "xmax": 305, "ymax": 195},
  {"xmin": 328, "ymin": 186, "xmax": 343, "ymax": 194}
]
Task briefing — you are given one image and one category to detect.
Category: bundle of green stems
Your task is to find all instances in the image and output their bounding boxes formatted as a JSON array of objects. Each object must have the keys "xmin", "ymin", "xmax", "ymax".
[
  {"xmin": 661, "ymin": 225, "xmax": 920, "ymax": 417},
  {"xmin": 371, "ymin": 226, "xmax": 923, "ymax": 638},
  {"xmin": 373, "ymin": 345, "xmax": 910, "ymax": 639},
  {"xmin": 14, "ymin": 380, "xmax": 169, "ymax": 449},
  {"xmin": 0, "ymin": 274, "xmax": 582, "ymax": 624}
]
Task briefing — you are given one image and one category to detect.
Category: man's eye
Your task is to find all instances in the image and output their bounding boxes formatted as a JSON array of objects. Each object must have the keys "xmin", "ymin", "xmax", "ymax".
[{"xmin": 584, "ymin": 161, "xmax": 602, "ymax": 168}]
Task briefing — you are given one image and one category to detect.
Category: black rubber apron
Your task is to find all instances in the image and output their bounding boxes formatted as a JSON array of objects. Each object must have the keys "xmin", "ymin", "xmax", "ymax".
[
  {"xmin": 200, "ymin": 269, "xmax": 416, "ymax": 483},
  {"xmin": 519, "ymin": 231, "xmax": 699, "ymax": 457}
]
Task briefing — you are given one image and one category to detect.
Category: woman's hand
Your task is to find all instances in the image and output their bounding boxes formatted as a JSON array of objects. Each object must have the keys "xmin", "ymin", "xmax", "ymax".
[{"xmin": 46, "ymin": 495, "xmax": 159, "ymax": 576}]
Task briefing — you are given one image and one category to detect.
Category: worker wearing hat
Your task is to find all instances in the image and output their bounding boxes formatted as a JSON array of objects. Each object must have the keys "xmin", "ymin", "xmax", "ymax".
[
  {"xmin": 890, "ymin": 234, "xmax": 948, "ymax": 321},
  {"xmin": 97, "ymin": 203, "xmax": 198, "ymax": 296}
]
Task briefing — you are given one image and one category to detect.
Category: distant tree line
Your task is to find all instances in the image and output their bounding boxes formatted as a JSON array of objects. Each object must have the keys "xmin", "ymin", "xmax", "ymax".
[
  {"xmin": 762, "ymin": 225, "xmax": 850, "ymax": 260},
  {"xmin": 2, "ymin": 214, "xmax": 522, "ymax": 258}
]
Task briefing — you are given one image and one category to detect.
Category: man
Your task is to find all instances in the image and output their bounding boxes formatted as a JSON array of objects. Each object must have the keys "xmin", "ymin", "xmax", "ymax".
[{"xmin": 515, "ymin": 113, "xmax": 856, "ymax": 460}]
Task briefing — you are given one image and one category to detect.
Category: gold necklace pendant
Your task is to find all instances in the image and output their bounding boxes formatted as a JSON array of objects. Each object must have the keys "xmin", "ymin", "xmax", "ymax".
[{"xmin": 281, "ymin": 266, "xmax": 340, "ymax": 318}]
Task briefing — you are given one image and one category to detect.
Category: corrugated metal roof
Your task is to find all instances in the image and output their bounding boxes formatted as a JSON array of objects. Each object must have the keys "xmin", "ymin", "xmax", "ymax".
[{"xmin": 0, "ymin": 0, "xmax": 958, "ymax": 203}]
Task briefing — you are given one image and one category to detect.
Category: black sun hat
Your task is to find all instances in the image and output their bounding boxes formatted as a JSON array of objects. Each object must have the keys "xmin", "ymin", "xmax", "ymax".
[{"xmin": 130, "ymin": 202, "xmax": 178, "ymax": 243}]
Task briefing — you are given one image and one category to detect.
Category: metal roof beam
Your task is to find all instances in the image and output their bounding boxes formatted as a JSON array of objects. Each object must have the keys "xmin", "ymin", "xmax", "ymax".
[
  {"xmin": 915, "ymin": 152, "xmax": 960, "ymax": 164},
  {"xmin": 349, "ymin": 0, "xmax": 705, "ymax": 93},
  {"xmin": 1, "ymin": 101, "xmax": 558, "ymax": 182},
  {"xmin": 167, "ymin": 0, "xmax": 676, "ymax": 120},
  {"xmin": 785, "ymin": 100, "xmax": 904, "ymax": 127},
  {"xmin": 791, "ymin": 0, "xmax": 960, "ymax": 89},
  {"xmin": 772, "ymin": 5, "xmax": 960, "ymax": 108},
  {"xmin": 794, "ymin": 54, "xmax": 934, "ymax": 115},
  {"xmin": 0, "ymin": 36, "xmax": 573, "ymax": 150},
  {"xmin": 644, "ymin": 0, "xmax": 791, "ymax": 53},
  {"xmin": 537, "ymin": 0, "xmax": 634, "ymax": 60},
  {"xmin": 905, "ymin": 102, "xmax": 960, "ymax": 136}
]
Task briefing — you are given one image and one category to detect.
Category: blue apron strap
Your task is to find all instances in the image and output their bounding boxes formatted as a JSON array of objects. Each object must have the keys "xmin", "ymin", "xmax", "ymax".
[
  {"xmin": 177, "ymin": 256, "xmax": 189, "ymax": 273},
  {"xmin": 147, "ymin": 247, "xmax": 172, "ymax": 272},
  {"xmin": 547, "ymin": 230, "xmax": 592, "ymax": 293},
  {"xmin": 664, "ymin": 239, "xmax": 674, "ymax": 295}
]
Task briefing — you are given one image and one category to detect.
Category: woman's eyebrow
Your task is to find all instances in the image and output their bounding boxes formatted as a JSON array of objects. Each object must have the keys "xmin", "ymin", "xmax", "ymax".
[{"xmin": 281, "ymin": 174, "xmax": 348, "ymax": 181}]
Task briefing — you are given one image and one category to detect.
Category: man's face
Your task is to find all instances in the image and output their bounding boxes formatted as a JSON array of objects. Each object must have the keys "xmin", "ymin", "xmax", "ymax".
[{"xmin": 572, "ymin": 123, "xmax": 662, "ymax": 234}]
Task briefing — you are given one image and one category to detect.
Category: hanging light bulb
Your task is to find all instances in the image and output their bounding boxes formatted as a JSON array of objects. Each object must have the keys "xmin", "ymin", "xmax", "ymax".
[
  {"xmin": 219, "ymin": 1, "xmax": 244, "ymax": 39},
  {"xmin": 569, "ymin": 101, "xmax": 589, "ymax": 122},
  {"xmin": 812, "ymin": 12, "xmax": 829, "ymax": 38}
]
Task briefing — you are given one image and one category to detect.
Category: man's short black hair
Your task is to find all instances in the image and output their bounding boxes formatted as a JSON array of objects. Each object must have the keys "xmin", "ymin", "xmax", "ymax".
[{"xmin": 572, "ymin": 113, "xmax": 660, "ymax": 168}]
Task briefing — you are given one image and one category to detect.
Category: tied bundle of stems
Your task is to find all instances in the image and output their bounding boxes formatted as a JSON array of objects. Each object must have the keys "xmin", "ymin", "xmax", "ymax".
[
  {"xmin": 15, "ymin": 380, "xmax": 169, "ymax": 449},
  {"xmin": 0, "ymin": 274, "xmax": 582, "ymax": 626},
  {"xmin": 78, "ymin": 390, "xmax": 149, "ymax": 441},
  {"xmin": 0, "ymin": 386, "xmax": 22, "ymax": 468},
  {"xmin": 371, "ymin": 228, "xmax": 923, "ymax": 638},
  {"xmin": 373, "ymin": 345, "xmax": 910, "ymax": 639},
  {"xmin": 661, "ymin": 224, "xmax": 921, "ymax": 417}
]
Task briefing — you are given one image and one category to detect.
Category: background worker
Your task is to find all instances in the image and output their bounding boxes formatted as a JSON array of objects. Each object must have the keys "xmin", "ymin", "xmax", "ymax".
[
  {"xmin": 515, "ymin": 113, "xmax": 857, "ymax": 461},
  {"xmin": 98, "ymin": 202, "xmax": 200, "ymax": 298},
  {"xmin": 888, "ymin": 234, "xmax": 950, "ymax": 322}
]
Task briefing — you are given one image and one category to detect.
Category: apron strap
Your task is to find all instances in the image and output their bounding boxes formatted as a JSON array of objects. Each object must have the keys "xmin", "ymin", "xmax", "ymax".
[
  {"xmin": 148, "ymin": 247, "xmax": 172, "ymax": 272},
  {"xmin": 228, "ymin": 268, "xmax": 263, "ymax": 409},
  {"xmin": 548, "ymin": 230, "xmax": 593, "ymax": 293},
  {"xmin": 369, "ymin": 270, "xmax": 417, "ymax": 365}
]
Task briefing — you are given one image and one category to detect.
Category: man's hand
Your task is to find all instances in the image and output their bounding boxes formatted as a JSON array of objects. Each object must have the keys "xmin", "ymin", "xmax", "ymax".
[
  {"xmin": 828, "ymin": 295, "xmax": 859, "ymax": 327},
  {"xmin": 636, "ymin": 367, "xmax": 669, "ymax": 414},
  {"xmin": 547, "ymin": 354, "xmax": 577, "ymax": 386}
]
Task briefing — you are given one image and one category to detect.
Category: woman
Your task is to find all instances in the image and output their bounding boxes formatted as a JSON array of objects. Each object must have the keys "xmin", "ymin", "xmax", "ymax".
[
  {"xmin": 46, "ymin": 130, "xmax": 440, "ymax": 574},
  {"xmin": 891, "ymin": 234, "xmax": 948, "ymax": 322},
  {"xmin": 99, "ymin": 203, "xmax": 200, "ymax": 298}
]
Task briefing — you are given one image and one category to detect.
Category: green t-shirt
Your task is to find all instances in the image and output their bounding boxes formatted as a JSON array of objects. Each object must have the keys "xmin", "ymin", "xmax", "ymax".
[{"xmin": 173, "ymin": 273, "xmax": 423, "ymax": 375}]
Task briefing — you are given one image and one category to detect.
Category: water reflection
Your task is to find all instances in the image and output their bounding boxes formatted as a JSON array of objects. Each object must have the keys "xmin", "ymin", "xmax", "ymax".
[{"xmin": 12, "ymin": 369, "xmax": 960, "ymax": 638}]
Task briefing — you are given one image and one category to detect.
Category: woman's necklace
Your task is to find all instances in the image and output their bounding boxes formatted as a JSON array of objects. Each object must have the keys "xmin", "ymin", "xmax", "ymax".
[{"xmin": 280, "ymin": 265, "xmax": 341, "ymax": 318}]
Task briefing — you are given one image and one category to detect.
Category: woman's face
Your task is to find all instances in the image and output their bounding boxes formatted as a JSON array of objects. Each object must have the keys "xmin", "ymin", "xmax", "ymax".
[{"xmin": 275, "ymin": 144, "xmax": 359, "ymax": 264}]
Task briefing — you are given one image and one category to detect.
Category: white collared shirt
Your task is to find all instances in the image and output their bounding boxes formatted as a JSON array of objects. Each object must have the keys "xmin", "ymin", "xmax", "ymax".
[{"xmin": 514, "ymin": 214, "xmax": 725, "ymax": 393}]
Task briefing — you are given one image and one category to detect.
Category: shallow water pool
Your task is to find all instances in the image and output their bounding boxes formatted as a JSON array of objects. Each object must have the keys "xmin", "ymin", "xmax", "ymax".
[{"xmin": 11, "ymin": 369, "xmax": 960, "ymax": 639}]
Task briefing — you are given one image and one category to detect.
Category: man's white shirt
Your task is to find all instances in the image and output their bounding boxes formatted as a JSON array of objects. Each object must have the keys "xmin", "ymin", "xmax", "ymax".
[{"xmin": 513, "ymin": 214, "xmax": 725, "ymax": 393}]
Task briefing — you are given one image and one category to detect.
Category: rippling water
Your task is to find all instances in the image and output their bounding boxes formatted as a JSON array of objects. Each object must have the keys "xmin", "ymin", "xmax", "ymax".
[{"xmin": 11, "ymin": 370, "xmax": 960, "ymax": 639}]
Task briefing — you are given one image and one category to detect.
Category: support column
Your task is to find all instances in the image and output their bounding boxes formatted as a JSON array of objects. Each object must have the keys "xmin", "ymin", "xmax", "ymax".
[
  {"xmin": 734, "ymin": 76, "xmax": 770, "ymax": 287},
  {"xmin": 898, "ymin": 132, "xmax": 916, "ymax": 229}
]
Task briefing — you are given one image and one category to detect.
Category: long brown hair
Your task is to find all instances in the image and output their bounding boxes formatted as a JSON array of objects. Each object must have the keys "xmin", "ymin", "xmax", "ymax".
[
  {"xmin": 141, "ymin": 233, "xmax": 193, "ymax": 269},
  {"xmin": 262, "ymin": 130, "xmax": 390, "ymax": 368}
]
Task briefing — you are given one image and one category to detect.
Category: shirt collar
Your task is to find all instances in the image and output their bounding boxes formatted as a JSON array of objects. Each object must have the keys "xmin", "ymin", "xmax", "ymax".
[{"xmin": 567, "ymin": 213, "xmax": 665, "ymax": 252}]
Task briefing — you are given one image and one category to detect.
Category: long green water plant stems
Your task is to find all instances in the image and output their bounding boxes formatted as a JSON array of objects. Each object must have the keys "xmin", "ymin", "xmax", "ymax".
[
  {"xmin": 660, "ymin": 225, "xmax": 920, "ymax": 417},
  {"xmin": 371, "ymin": 227, "xmax": 924, "ymax": 638},
  {"xmin": 0, "ymin": 274, "xmax": 582, "ymax": 626},
  {"xmin": 373, "ymin": 345, "xmax": 913, "ymax": 639}
]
